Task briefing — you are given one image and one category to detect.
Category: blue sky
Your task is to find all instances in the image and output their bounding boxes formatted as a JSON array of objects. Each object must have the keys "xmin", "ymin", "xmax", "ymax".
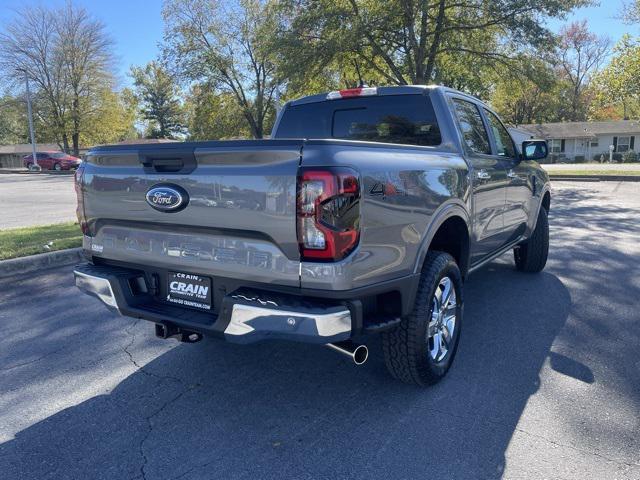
[{"xmin": 0, "ymin": 0, "xmax": 635, "ymax": 88}]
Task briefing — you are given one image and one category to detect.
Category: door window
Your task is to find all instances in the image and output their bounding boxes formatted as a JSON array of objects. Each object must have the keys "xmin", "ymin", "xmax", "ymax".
[
  {"xmin": 484, "ymin": 109, "xmax": 516, "ymax": 158},
  {"xmin": 452, "ymin": 99, "xmax": 491, "ymax": 155}
]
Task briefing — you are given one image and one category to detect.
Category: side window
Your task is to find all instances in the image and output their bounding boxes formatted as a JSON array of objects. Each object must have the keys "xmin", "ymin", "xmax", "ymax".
[
  {"xmin": 452, "ymin": 99, "xmax": 491, "ymax": 155},
  {"xmin": 484, "ymin": 109, "xmax": 516, "ymax": 158}
]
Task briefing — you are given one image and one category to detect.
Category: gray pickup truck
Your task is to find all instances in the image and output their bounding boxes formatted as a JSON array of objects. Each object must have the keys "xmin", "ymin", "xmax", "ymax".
[{"xmin": 74, "ymin": 85, "xmax": 550, "ymax": 386}]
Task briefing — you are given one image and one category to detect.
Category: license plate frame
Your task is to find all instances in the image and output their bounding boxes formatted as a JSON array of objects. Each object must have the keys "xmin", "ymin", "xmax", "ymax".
[{"xmin": 166, "ymin": 271, "xmax": 212, "ymax": 311}]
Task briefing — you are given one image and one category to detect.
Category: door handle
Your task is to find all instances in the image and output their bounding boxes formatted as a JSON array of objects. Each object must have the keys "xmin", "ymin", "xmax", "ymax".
[{"xmin": 476, "ymin": 169, "xmax": 491, "ymax": 180}]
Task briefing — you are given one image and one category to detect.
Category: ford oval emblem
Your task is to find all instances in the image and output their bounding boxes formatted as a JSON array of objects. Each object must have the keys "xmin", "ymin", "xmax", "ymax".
[{"xmin": 145, "ymin": 185, "xmax": 189, "ymax": 212}]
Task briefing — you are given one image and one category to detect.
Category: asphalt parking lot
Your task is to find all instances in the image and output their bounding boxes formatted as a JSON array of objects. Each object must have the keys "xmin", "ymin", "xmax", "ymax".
[
  {"xmin": 0, "ymin": 174, "xmax": 76, "ymax": 229},
  {"xmin": 0, "ymin": 181, "xmax": 638, "ymax": 479}
]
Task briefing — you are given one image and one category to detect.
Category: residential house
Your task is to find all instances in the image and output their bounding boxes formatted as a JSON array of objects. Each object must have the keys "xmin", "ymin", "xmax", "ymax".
[{"xmin": 509, "ymin": 120, "xmax": 640, "ymax": 162}]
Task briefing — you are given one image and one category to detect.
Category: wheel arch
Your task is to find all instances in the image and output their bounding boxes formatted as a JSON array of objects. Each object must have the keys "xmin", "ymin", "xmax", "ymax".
[
  {"xmin": 414, "ymin": 202, "xmax": 471, "ymax": 279},
  {"xmin": 528, "ymin": 186, "xmax": 551, "ymax": 234},
  {"xmin": 541, "ymin": 190, "xmax": 551, "ymax": 213}
]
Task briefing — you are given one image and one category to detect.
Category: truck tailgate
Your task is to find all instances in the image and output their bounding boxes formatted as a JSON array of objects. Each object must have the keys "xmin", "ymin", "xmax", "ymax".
[{"xmin": 81, "ymin": 141, "xmax": 302, "ymax": 287}]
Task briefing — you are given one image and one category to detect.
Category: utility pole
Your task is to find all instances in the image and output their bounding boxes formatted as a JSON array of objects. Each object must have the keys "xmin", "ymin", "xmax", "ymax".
[{"xmin": 23, "ymin": 71, "xmax": 40, "ymax": 171}]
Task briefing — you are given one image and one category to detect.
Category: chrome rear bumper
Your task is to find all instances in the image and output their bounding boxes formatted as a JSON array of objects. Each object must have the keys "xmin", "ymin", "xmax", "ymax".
[
  {"xmin": 73, "ymin": 264, "xmax": 352, "ymax": 344},
  {"xmin": 75, "ymin": 270, "xmax": 119, "ymax": 312},
  {"xmin": 224, "ymin": 302, "xmax": 351, "ymax": 339}
]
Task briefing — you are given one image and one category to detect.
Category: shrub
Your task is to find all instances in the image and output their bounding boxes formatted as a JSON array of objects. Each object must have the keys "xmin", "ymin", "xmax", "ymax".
[
  {"xmin": 622, "ymin": 150, "xmax": 639, "ymax": 163},
  {"xmin": 573, "ymin": 155, "xmax": 585, "ymax": 163},
  {"xmin": 594, "ymin": 152, "xmax": 625, "ymax": 162}
]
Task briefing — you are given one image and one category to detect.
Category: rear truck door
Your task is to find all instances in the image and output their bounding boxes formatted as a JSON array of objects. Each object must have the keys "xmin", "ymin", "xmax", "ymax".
[
  {"xmin": 450, "ymin": 97, "xmax": 510, "ymax": 264},
  {"xmin": 81, "ymin": 140, "xmax": 303, "ymax": 288}
]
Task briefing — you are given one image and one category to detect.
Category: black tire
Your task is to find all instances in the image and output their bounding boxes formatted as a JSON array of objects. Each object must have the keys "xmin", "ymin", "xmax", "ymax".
[
  {"xmin": 514, "ymin": 207, "xmax": 549, "ymax": 273},
  {"xmin": 382, "ymin": 251, "xmax": 463, "ymax": 386},
  {"xmin": 53, "ymin": 163, "xmax": 62, "ymax": 171}
]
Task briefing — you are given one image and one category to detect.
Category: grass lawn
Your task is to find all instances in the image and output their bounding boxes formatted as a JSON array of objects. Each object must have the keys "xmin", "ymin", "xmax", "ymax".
[
  {"xmin": 548, "ymin": 170, "xmax": 640, "ymax": 176},
  {"xmin": 0, "ymin": 222, "xmax": 82, "ymax": 261}
]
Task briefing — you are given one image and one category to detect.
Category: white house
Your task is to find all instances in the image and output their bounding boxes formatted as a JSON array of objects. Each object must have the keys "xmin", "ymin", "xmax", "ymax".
[{"xmin": 509, "ymin": 120, "xmax": 640, "ymax": 162}]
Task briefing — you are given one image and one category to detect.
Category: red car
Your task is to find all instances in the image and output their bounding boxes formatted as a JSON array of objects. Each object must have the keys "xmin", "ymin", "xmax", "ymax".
[{"xmin": 23, "ymin": 151, "xmax": 82, "ymax": 171}]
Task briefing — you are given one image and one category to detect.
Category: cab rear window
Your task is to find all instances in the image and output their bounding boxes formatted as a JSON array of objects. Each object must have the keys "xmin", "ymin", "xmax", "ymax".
[{"xmin": 275, "ymin": 95, "xmax": 442, "ymax": 147}]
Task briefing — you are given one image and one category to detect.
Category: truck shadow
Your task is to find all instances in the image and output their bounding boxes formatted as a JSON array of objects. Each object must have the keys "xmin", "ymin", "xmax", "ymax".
[{"xmin": 0, "ymin": 262, "xmax": 574, "ymax": 480}]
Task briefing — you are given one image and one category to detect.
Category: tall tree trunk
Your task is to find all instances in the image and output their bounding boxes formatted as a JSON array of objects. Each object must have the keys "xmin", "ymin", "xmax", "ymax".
[
  {"xmin": 62, "ymin": 133, "xmax": 70, "ymax": 153},
  {"xmin": 72, "ymin": 132, "xmax": 80, "ymax": 156},
  {"xmin": 72, "ymin": 97, "xmax": 81, "ymax": 156},
  {"xmin": 423, "ymin": 0, "xmax": 447, "ymax": 83}
]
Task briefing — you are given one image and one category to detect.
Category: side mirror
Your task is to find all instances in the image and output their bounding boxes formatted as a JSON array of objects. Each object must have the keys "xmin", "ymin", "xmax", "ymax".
[{"xmin": 522, "ymin": 140, "xmax": 548, "ymax": 161}]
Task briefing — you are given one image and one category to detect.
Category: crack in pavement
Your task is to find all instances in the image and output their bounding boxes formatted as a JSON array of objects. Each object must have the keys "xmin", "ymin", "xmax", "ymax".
[
  {"xmin": 0, "ymin": 328, "xmax": 99, "ymax": 373},
  {"xmin": 121, "ymin": 320, "xmax": 184, "ymax": 384},
  {"xmin": 121, "ymin": 319, "xmax": 204, "ymax": 480},
  {"xmin": 132, "ymin": 382, "xmax": 200, "ymax": 480}
]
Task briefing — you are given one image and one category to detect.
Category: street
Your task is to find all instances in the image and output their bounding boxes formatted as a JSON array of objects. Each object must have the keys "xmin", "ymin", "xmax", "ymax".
[
  {"xmin": 0, "ymin": 174, "xmax": 76, "ymax": 229},
  {"xmin": 0, "ymin": 181, "xmax": 638, "ymax": 479}
]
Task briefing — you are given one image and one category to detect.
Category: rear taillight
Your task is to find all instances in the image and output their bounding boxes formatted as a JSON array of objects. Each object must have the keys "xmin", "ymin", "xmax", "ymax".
[
  {"xmin": 74, "ymin": 163, "xmax": 89, "ymax": 235},
  {"xmin": 297, "ymin": 168, "xmax": 360, "ymax": 262}
]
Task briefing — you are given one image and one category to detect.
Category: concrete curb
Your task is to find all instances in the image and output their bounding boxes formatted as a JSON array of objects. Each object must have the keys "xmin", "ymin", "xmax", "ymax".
[
  {"xmin": 0, "ymin": 169, "xmax": 75, "ymax": 175},
  {"xmin": 0, "ymin": 248, "xmax": 83, "ymax": 279},
  {"xmin": 549, "ymin": 175, "xmax": 640, "ymax": 182}
]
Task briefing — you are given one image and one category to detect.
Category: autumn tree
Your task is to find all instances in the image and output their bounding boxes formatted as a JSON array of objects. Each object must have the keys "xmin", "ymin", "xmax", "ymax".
[
  {"xmin": 162, "ymin": 0, "xmax": 280, "ymax": 139},
  {"xmin": 555, "ymin": 20, "xmax": 610, "ymax": 121},
  {"xmin": 0, "ymin": 3, "xmax": 116, "ymax": 154},
  {"xmin": 131, "ymin": 61, "xmax": 185, "ymax": 139},
  {"xmin": 621, "ymin": 0, "xmax": 640, "ymax": 23}
]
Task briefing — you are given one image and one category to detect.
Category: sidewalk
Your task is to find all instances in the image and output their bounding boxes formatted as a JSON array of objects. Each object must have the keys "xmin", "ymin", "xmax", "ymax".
[{"xmin": 542, "ymin": 163, "xmax": 640, "ymax": 172}]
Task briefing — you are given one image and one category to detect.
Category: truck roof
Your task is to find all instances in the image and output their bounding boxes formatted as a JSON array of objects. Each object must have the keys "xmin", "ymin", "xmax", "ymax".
[{"xmin": 286, "ymin": 85, "xmax": 476, "ymax": 107}]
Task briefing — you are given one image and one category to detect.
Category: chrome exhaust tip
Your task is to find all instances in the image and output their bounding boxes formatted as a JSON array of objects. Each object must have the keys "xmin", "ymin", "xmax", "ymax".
[{"xmin": 326, "ymin": 341, "xmax": 369, "ymax": 365}]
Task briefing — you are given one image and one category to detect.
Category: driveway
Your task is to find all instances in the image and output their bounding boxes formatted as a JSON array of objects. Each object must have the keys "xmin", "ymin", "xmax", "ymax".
[
  {"xmin": 0, "ymin": 181, "xmax": 638, "ymax": 479},
  {"xmin": 0, "ymin": 174, "xmax": 76, "ymax": 229}
]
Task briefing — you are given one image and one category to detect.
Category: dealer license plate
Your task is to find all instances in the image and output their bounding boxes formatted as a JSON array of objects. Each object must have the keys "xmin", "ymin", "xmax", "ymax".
[{"xmin": 166, "ymin": 272, "xmax": 212, "ymax": 311}]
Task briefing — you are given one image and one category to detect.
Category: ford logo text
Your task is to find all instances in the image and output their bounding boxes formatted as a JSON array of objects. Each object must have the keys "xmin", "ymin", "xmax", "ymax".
[{"xmin": 145, "ymin": 185, "xmax": 189, "ymax": 212}]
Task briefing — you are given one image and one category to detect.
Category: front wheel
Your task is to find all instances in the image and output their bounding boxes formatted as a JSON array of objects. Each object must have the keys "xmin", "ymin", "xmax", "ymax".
[
  {"xmin": 514, "ymin": 207, "xmax": 549, "ymax": 273},
  {"xmin": 382, "ymin": 251, "xmax": 463, "ymax": 386},
  {"xmin": 53, "ymin": 163, "xmax": 62, "ymax": 171}
]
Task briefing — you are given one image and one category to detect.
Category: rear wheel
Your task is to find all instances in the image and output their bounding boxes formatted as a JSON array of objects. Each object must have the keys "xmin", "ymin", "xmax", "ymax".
[
  {"xmin": 53, "ymin": 163, "xmax": 62, "ymax": 171},
  {"xmin": 382, "ymin": 251, "xmax": 463, "ymax": 386},
  {"xmin": 514, "ymin": 207, "xmax": 549, "ymax": 273}
]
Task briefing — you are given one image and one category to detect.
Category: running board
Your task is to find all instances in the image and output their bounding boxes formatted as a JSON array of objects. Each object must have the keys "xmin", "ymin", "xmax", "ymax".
[{"xmin": 467, "ymin": 237, "xmax": 525, "ymax": 276}]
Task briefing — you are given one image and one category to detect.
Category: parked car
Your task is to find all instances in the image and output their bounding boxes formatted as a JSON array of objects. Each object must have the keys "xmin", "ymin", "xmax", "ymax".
[
  {"xmin": 73, "ymin": 85, "xmax": 550, "ymax": 386},
  {"xmin": 23, "ymin": 151, "xmax": 81, "ymax": 171}
]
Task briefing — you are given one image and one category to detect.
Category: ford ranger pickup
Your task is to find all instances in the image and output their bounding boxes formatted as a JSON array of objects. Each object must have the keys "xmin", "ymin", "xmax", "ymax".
[{"xmin": 73, "ymin": 85, "xmax": 550, "ymax": 386}]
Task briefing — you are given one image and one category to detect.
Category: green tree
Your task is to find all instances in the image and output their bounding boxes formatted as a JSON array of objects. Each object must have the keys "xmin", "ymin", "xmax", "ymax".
[
  {"xmin": 590, "ymin": 35, "xmax": 640, "ymax": 120},
  {"xmin": 490, "ymin": 59, "xmax": 563, "ymax": 125},
  {"xmin": 0, "ymin": 96, "xmax": 28, "ymax": 144},
  {"xmin": 162, "ymin": 0, "xmax": 280, "ymax": 139},
  {"xmin": 277, "ymin": 0, "xmax": 588, "ymax": 90},
  {"xmin": 80, "ymin": 88, "xmax": 139, "ymax": 146},
  {"xmin": 186, "ymin": 85, "xmax": 251, "ymax": 140},
  {"xmin": 131, "ymin": 61, "xmax": 185, "ymax": 139}
]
